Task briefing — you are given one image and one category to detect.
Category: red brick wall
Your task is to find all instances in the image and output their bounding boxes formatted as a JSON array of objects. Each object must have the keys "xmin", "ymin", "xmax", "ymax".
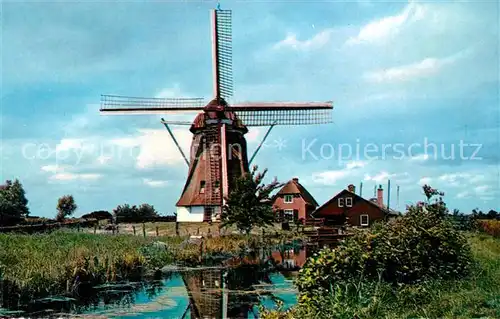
[
  {"xmin": 314, "ymin": 192, "xmax": 385, "ymax": 226},
  {"xmin": 345, "ymin": 201, "xmax": 385, "ymax": 226},
  {"xmin": 273, "ymin": 194, "xmax": 309, "ymax": 220}
]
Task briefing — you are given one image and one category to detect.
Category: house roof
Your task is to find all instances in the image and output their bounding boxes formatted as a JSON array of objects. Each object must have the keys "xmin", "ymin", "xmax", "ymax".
[
  {"xmin": 275, "ymin": 179, "xmax": 319, "ymax": 207},
  {"xmin": 312, "ymin": 189, "xmax": 400, "ymax": 217}
]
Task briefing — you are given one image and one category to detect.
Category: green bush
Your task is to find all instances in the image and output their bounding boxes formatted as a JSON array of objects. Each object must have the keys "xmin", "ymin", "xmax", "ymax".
[{"xmin": 295, "ymin": 185, "xmax": 473, "ymax": 306}]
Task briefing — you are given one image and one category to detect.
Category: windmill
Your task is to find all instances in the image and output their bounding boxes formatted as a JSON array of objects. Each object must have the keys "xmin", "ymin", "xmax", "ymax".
[{"xmin": 99, "ymin": 8, "xmax": 334, "ymax": 222}]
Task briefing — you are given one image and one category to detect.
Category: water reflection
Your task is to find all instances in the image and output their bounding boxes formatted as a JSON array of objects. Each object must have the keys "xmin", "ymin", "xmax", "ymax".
[{"xmin": 1, "ymin": 245, "xmax": 310, "ymax": 318}]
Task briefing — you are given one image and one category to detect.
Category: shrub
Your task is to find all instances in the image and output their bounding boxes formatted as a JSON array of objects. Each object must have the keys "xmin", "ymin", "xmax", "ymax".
[
  {"xmin": 295, "ymin": 185, "xmax": 473, "ymax": 306},
  {"xmin": 477, "ymin": 220, "xmax": 500, "ymax": 237}
]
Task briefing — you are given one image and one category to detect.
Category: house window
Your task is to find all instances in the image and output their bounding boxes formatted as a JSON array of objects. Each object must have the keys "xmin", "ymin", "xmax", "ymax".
[
  {"xmin": 284, "ymin": 195, "xmax": 293, "ymax": 203},
  {"xmin": 214, "ymin": 180, "xmax": 220, "ymax": 193},
  {"xmin": 284, "ymin": 209, "xmax": 294, "ymax": 220},
  {"xmin": 200, "ymin": 181, "xmax": 206, "ymax": 193},
  {"xmin": 360, "ymin": 214, "xmax": 369, "ymax": 226},
  {"xmin": 345, "ymin": 197, "xmax": 353, "ymax": 207},
  {"xmin": 338, "ymin": 198, "xmax": 344, "ymax": 207}
]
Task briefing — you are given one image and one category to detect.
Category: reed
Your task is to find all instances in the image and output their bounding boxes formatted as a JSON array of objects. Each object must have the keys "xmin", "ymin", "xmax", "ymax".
[{"xmin": 0, "ymin": 229, "xmax": 297, "ymax": 306}]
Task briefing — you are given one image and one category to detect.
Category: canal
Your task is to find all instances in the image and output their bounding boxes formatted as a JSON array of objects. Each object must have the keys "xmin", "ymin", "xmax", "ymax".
[{"xmin": 0, "ymin": 244, "xmax": 312, "ymax": 318}]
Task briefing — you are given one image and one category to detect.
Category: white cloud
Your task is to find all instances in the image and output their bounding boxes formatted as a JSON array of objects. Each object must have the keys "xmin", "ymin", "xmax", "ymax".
[
  {"xmin": 345, "ymin": 160, "xmax": 367, "ymax": 170},
  {"xmin": 456, "ymin": 184, "xmax": 495, "ymax": 201},
  {"xmin": 273, "ymin": 29, "xmax": 333, "ymax": 51},
  {"xmin": 56, "ymin": 138, "xmax": 94, "ymax": 153},
  {"xmin": 364, "ymin": 57, "xmax": 444, "ymax": 83},
  {"xmin": 312, "ymin": 160, "xmax": 369, "ymax": 185},
  {"xmin": 410, "ymin": 153, "xmax": 430, "ymax": 161},
  {"xmin": 143, "ymin": 178, "xmax": 168, "ymax": 188},
  {"xmin": 474, "ymin": 185, "xmax": 490, "ymax": 193},
  {"xmin": 50, "ymin": 172, "xmax": 102, "ymax": 181},
  {"xmin": 418, "ymin": 177, "xmax": 432, "ymax": 185},
  {"xmin": 113, "ymin": 128, "xmax": 192, "ymax": 169},
  {"xmin": 456, "ymin": 191, "xmax": 470, "ymax": 199},
  {"xmin": 246, "ymin": 128, "xmax": 261, "ymax": 143},
  {"xmin": 41, "ymin": 164, "xmax": 102, "ymax": 182},
  {"xmin": 364, "ymin": 171, "xmax": 395, "ymax": 183},
  {"xmin": 346, "ymin": 0, "xmax": 425, "ymax": 45},
  {"xmin": 155, "ymin": 83, "xmax": 186, "ymax": 99},
  {"xmin": 439, "ymin": 172, "xmax": 487, "ymax": 187},
  {"xmin": 41, "ymin": 164, "xmax": 63, "ymax": 173},
  {"xmin": 312, "ymin": 170, "xmax": 350, "ymax": 185}
]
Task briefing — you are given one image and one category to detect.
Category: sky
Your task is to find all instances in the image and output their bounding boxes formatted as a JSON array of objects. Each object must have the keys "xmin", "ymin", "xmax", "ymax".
[{"xmin": 1, "ymin": 0, "xmax": 499, "ymax": 218}]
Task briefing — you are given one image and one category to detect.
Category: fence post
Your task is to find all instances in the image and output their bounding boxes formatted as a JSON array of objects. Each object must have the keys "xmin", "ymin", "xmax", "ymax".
[
  {"xmin": 156, "ymin": 226, "xmax": 159, "ymax": 237},
  {"xmin": 94, "ymin": 224, "xmax": 97, "ymax": 234},
  {"xmin": 175, "ymin": 221, "xmax": 179, "ymax": 237},
  {"xmin": 197, "ymin": 227, "xmax": 200, "ymax": 235},
  {"xmin": 116, "ymin": 225, "xmax": 119, "ymax": 234},
  {"xmin": 142, "ymin": 223, "xmax": 146, "ymax": 238},
  {"xmin": 199, "ymin": 239, "xmax": 204, "ymax": 263},
  {"xmin": 133, "ymin": 225, "xmax": 136, "ymax": 235}
]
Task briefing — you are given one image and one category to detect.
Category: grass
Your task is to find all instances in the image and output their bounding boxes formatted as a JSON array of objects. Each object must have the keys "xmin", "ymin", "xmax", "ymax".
[
  {"xmin": 0, "ymin": 228, "xmax": 299, "ymax": 307},
  {"xmin": 262, "ymin": 232, "xmax": 500, "ymax": 319},
  {"xmin": 86, "ymin": 221, "xmax": 291, "ymax": 237}
]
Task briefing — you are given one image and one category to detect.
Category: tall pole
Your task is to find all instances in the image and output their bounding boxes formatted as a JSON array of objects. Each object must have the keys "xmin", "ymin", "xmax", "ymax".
[
  {"xmin": 397, "ymin": 185, "xmax": 400, "ymax": 211},
  {"xmin": 387, "ymin": 179, "xmax": 391, "ymax": 211},
  {"xmin": 359, "ymin": 182, "xmax": 363, "ymax": 197},
  {"xmin": 373, "ymin": 184, "xmax": 376, "ymax": 197},
  {"xmin": 222, "ymin": 270, "xmax": 228, "ymax": 319}
]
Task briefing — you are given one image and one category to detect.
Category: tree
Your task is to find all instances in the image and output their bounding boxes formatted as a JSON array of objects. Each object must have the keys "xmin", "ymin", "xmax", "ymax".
[
  {"xmin": 221, "ymin": 165, "xmax": 283, "ymax": 234},
  {"xmin": 113, "ymin": 203, "xmax": 159, "ymax": 223},
  {"xmin": 56, "ymin": 195, "xmax": 77, "ymax": 221},
  {"xmin": 137, "ymin": 203, "xmax": 159, "ymax": 219},
  {"xmin": 113, "ymin": 204, "xmax": 137, "ymax": 223},
  {"xmin": 0, "ymin": 179, "xmax": 30, "ymax": 225}
]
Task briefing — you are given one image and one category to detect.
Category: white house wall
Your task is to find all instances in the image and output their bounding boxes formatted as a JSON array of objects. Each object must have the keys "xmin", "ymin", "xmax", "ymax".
[
  {"xmin": 176, "ymin": 206, "xmax": 204, "ymax": 222},
  {"xmin": 176, "ymin": 206, "xmax": 222, "ymax": 222}
]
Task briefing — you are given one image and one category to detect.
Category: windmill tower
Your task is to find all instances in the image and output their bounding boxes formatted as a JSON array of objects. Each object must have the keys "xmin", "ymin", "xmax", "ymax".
[{"xmin": 99, "ymin": 8, "xmax": 334, "ymax": 222}]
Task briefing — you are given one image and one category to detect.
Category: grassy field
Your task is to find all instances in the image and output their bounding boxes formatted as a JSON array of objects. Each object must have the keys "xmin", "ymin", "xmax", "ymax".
[
  {"xmin": 0, "ymin": 228, "xmax": 297, "ymax": 306},
  {"xmin": 85, "ymin": 221, "xmax": 290, "ymax": 237},
  {"xmin": 262, "ymin": 232, "xmax": 500, "ymax": 319}
]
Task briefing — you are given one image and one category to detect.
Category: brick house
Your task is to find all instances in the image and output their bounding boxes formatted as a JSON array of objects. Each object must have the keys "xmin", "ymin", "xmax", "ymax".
[
  {"xmin": 312, "ymin": 184, "xmax": 399, "ymax": 227},
  {"xmin": 273, "ymin": 178, "xmax": 319, "ymax": 222}
]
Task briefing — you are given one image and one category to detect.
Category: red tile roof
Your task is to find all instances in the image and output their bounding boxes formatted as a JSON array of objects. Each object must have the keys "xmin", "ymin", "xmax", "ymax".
[{"xmin": 275, "ymin": 179, "xmax": 319, "ymax": 206}]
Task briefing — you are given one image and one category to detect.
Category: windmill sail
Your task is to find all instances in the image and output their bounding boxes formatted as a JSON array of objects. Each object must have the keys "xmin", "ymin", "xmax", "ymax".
[{"xmin": 212, "ymin": 9, "xmax": 233, "ymax": 100}]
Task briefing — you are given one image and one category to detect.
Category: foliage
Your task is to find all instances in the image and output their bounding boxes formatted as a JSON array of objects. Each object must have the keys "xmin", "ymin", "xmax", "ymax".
[
  {"xmin": 448, "ymin": 208, "xmax": 478, "ymax": 231},
  {"xmin": 294, "ymin": 185, "xmax": 473, "ymax": 308},
  {"xmin": 263, "ymin": 233, "xmax": 500, "ymax": 319},
  {"xmin": 0, "ymin": 179, "xmax": 30, "ymax": 225},
  {"xmin": 472, "ymin": 208, "xmax": 499, "ymax": 220},
  {"xmin": 221, "ymin": 165, "xmax": 283, "ymax": 234},
  {"xmin": 0, "ymin": 229, "xmax": 296, "ymax": 306},
  {"xmin": 113, "ymin": 203, "xmax": 159, "ymax": 223},
  {"xmin": 81, "ymin": 210, "xmax": 112, "ymax": 220},
  {"xmin": 477, "ymin": 219, "xmax": 500, "ymax": 237},
  {"xmin": 56, "ymin": 195, "xmax": 77, "ymax": 221}
]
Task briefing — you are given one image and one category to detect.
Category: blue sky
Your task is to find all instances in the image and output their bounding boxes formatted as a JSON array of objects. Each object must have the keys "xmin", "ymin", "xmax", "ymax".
[{"xmin": 1, "ymin": 0, "xmax": 498, "ymax": 218}]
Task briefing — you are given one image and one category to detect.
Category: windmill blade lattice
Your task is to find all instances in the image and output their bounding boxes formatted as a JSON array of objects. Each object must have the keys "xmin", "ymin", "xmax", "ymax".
[
  {"xmin": 214, "ymin": 10, "xmax": 233, "ymax": 100},
  {"xmin": 100, "ymin": 95, "xmax": 206, "ymax": 113}
]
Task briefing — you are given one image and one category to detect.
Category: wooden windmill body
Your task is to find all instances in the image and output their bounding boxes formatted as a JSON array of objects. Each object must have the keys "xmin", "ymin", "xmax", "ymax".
[{"xmin": 100, "ymin": 8, "xmax": 333, "ymax": 222}]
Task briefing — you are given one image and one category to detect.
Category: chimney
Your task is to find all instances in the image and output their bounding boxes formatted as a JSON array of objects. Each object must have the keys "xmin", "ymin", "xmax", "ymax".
[
  {"xmin": 377, "ymin": 185, "xmax": 383, "ymax": 207},
  {"xmin": 347, "ymin": 184, "xmax": 355, "ymax": 193},
  {"xmin": 292, "ymin": 177, "xmax": 299, "ymax": 183}
]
